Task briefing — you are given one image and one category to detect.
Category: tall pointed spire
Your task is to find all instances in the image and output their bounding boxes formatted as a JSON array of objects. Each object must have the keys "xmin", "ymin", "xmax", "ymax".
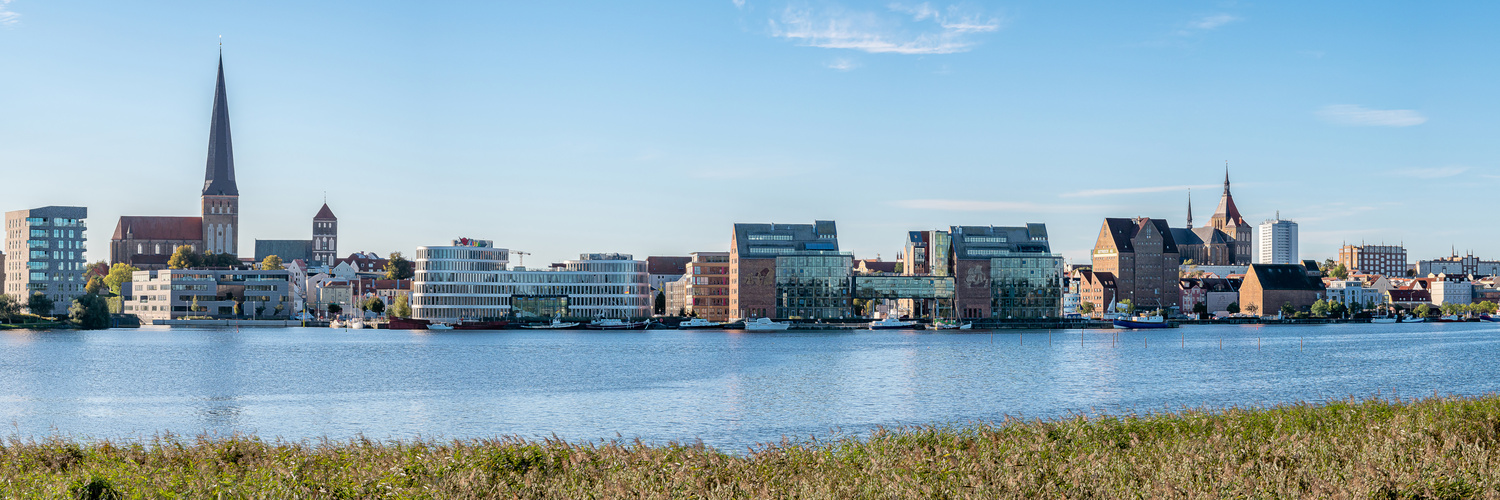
[
  {"xmin": 1210, "ymin": 161, "xmax": 1245, "ymax": 229},
  {"xmin": 202, "ymin": 53, "xmax": 238, "ymax": 196},
  {"xmin": 1223, "ymin": 161, "xmax": 1231, "ymax": 195},
  {"xmin": 1186, "ymin": 189, "xmax": 1193, "ymax": 228}
]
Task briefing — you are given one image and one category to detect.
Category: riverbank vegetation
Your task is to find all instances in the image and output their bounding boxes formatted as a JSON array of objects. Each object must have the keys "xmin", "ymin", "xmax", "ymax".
[{"xmin": 4, "ymin": 395, "xmax": 1499, "ymax": 498}]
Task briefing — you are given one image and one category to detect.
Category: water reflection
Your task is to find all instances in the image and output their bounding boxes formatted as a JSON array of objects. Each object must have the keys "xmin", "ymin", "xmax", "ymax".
[{"xmin": 0, "ymin": 323, "xmax": 1495, "ymax": 450}]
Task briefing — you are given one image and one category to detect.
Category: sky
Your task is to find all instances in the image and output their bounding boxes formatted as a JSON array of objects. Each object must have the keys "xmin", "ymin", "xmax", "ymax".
[{"xmin": 2, "ymin": 1, "xmax": 1498, "ymax": 267}]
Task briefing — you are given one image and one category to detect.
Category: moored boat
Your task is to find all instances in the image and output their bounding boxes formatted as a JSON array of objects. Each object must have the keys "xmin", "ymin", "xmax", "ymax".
[
  {"xmin": 426, "ymin": 322, "xmax": 453, "ymax": 330},
  {"xmin": 678, "ymin": 318, "xmax": 724, "ymax": 330},
  {"xmin": 742, "ymin": 317, "xmax": 790, "ymax": 331},
  {"xmin": 521, "ymin": 318, "xmax": 581, "ymax": 329},
  {"xmin": 586, "ymin": 319, "xmax": 648, "ymax": 330},
  {"xmin": 869, "ymin": 316, "xmax": 918, "ymax": 330},
  {"xmin": 1112, "ymin": 315, "xmax": 1170, "ymax": 329}
]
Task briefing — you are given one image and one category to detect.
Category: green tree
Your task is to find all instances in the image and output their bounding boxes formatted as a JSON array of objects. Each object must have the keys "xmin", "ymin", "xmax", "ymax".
[
  {"xmin": 103, "ymin": 263, "xmax": 140, "ymax": 295},
  {"xmin": 1478, "ymin": 301, "xmax": 1497, "ymax": 314},
  {"xmin": 1414, "ymin": 303, "xmax": 1432, "ymax": 318},
  {"xmin": 328, "ymin": 304, "xmax": 343, "ymax": 316},
  {"xmin": 1310, "ymin": 299, "xmax": 1330, "ymax": 317},
  {"xmin": 1280, "ymin": 301, "xmax": 1296, "ymax": 318},
  {"xmin": 0, "ymin": 295, "xmax": 19, "ymax": 323},
  {"xmin": 391, "ymin": 295, "xmax": 412, "ymax": 318},
  {"xmin": 654, "ymin": 291, "xmax": 666, "ymax": 315},
  {"xmin": 69, "ymin": 294, "xmax": 111, "ymax": 330},
  {"xmin": 27, "ymin": 292, "xmax": 55, "ymax": 317},
  {"xmin": 1192, "ymin": 302, "xmax": 1208, "ymax": 318},
  {"xmin": 1078, "ymin": 301, "xmax": 1096, "ymax": 315},
  {"xmin": 1119, "ymin": 299, "xmax": 1135, "ymax": 315},
  {"xmin": 893, "ymin": 262, "xmax": 904, "ymax": 273},
  {"xmin": 259, "ymin": 254, "xmax": 284, "ymax": 271},
  {"xmin": 1244, "ymin": 303, "xmax": 1257, "ymax": 316},
  {"xmin": 1226, "ymin": 302, "xmax": 1240, "ymax": 314},
  {"xmin": 1440, "ymin": 302, "xmax": 1461, "ymax": 316},
  {"xmin": 364, "ymin": 296, "xmax": 386, "ymax": 315},
  {"xmin": 1330, "ymin": 300, "xmax": 1348, "ymax": 318},
  {"xmin": 1329, "ymin": 264, "xmax": 1349, "ymax": 279},
  {"xmin": 206, "ymin": 253, "xmax": 239, "ymax": 267},
  {"xmin": 1349, "ymin": 300, "xmax": 1365, "ymax": 315},
  {"xmin": 1319, "ymin": 259, "xmax": 1337, "ymax": 274},
  {"xmin": 190, "ymin": 295, "xmax": 200, "ymax": 314},
  {"xmin": 383, "ymin": 252, "xmax": 415, "ymax": 280},
  {"xmin": 85, "ymin": 276, "xmax": 107, "ymax": 296},
  {"xmin": 167, "ymin": 245, "xmax": 201, "ymax": 269}
]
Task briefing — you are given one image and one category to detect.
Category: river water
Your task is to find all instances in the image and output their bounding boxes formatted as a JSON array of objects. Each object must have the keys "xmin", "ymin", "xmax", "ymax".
[{"xmin": 1, "ymin": 323, "xmax": 1497, "ymax": 451}]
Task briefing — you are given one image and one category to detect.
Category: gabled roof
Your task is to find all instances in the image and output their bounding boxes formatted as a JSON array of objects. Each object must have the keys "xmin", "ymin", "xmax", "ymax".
[
  {"xmin": 313, "ymin": 203, "xmax": 337, "ymax": 220},
  {"xmin": 113, "ymin": 216, "xmax": 203, "ymax": 241},
  {"xmin": 1211, "ymin": 169, "xmax": 1245, "ymax": 226},
  {"xmin": 1100, "ymin": 218, "xmax": 1179, "ymax": 254},
  {"xmin": 1080, "ymin": 270, "xmax": 1116, "ymax": 287},
  {"xmin": 1247, "ymin": 264, "xmax": 1324, "ymax": 291}
]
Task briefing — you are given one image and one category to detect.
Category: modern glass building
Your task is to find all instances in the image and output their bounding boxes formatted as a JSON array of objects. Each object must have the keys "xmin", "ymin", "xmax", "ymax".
[
  {"xmin": 3, "ymin": 206, "xmax": 88, "ymax": 314},
  {"xmin": 410, "ymin": 239, "xmax": 651, "ymax": 321},
  {"xmin": 951, "ymin": 224, "xmax": 1064, "ymax": 320},
  {"xmin": 730, "ymin": 221, "xmax": 854, "ymax": 320}
]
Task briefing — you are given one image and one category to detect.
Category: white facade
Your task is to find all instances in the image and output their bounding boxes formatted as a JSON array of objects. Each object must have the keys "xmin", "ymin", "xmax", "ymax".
[
  {"xmin": 1416, "ymin": 254, "xmax": 1500, "ymax": 277},
  {"xmin": 1431, "ymin": 276, "xmax": 1473, "ymax": 306},
  {"xmin": 410, "ymin": 240, "xmax": 651, "ymax": 321},
  {"xmin": 1257, "ymin": 218, "xmax": 1298, "ymax": 264},
  {"xmin": 1324, "ymin": 280, "xmax": 1381, "ymax": 308}
]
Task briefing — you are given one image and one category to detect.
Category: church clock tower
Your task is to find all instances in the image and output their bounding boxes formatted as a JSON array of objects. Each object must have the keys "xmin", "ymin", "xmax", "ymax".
[{"xmin": 201, "ymin": 54, "xmax": 240, "ymax": 256}]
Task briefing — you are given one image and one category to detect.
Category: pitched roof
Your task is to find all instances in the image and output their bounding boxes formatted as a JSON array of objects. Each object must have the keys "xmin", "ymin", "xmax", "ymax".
[
  {"xmin": 1387, "ymin": 289, "xmax": 1431, "ymax": 302},
  {"xmin": 112, "ymin": 216, "xmax": 203, "ymax": 241},
  {"xmin": 313, "ymin": 203, "xmax": 337, "ymax": 220},
  {"xmin": 1247, "ymin": 263, "xmax": 1324, "ymax": 291},
  {"xmin": 1211, "ymin": 169, "xmax": 1245, "ymax": 226},
  {"xmin": 202, "ymin": 55, "xmax": 238, "ymax": 197},
  {"xmin": 1100, "ymin": 218, "xmax": 1179, "ymax": 254}
]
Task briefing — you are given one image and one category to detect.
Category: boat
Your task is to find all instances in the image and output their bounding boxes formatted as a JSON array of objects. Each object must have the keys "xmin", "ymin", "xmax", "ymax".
[
  {"xmin": 868, "ymin": 316, "xmax": 918, "ymax": 330},
  {"xmin": 1370, "ymin": 316, "xmax": 1398, "ymax": 324},
  {"xmin": 387, "ymin": 317, "xmax": 432, "ymax": 330},
  {"xmin": 1482, "ymin": 314, "xmax": 1499, "ymax": 323},
  {"xmin": 426, "ymin": 322, "xmax": 453, "ymax": 330},
  {"xmin": 1401, "ymin": 317, "xmax": 1425, "ymax": 323},
  {"xmin": 678, "ymin": 318, "xmax": 725, "ymax": 330},
  {"xmin": 932, "ymin": 321, "xmax": 959, "ymax": 330},
  {"xmin": 348, "ymin": 319, "xmax": 365, "ymax": 329},
  {"xmin": 329, "ymin": 319, "xmax": 344, "ymax": 328},
  {"xmin": 742, "ymin": 317, "xmax": 790, "ymax": 331},
  {"xmin": 958, "ymin": 323, "xmax": 973, "ymax": 330},
  {"xmin": 521, "ymin": 318, "xmax": 581, "ymax": 329},
  {"xmin": 1112, "ymin": 315, "xmax": 1170, "ymax": 329},
  {"xmin": 453, "ymin": 320, "xmax": 509, "ymax": 330},
  {"xmin": 586, "ymin": 319, "xmax": 648, "ymax": 330}
]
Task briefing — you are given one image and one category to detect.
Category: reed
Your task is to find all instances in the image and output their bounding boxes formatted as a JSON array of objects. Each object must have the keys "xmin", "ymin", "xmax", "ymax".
[{"xmin": 5, "ymin": 394, "xmax": 1499, "ymax": 498}]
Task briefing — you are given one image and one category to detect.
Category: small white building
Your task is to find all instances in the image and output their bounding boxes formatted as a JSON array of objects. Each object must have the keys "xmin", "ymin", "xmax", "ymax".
[
  {"xmin": 1324, "ymin": 279, "xmax": 1382, "ymax": 309},
  {"xmin": 1430, "ymin": 274, "xmax": 1474, "ymax": 306}
]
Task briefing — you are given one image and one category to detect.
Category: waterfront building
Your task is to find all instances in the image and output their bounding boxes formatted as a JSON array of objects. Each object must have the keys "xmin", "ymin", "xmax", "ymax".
[
  {"xmin": 1257, "ymin": 216, "xmax": 1299, "ymax": 264},
  {"xmin": 3, "ymin": 206, "xmax": 89, "ymax": 314},
  {"xmin": 950, "ymin": 224, "xmax": 1063, "ymax": 319},
  {"xmin": 684, "ymin": 251, "xmax": 731, "ymax": 321},
  {"xmin": 646, "ymin": 256, "xmax": 692, "ymax": 295},
  {"xmin": 1238, "ymin": 262, "xmax": 1325, "ymax": 317},
  {"xmin": 729, "ymin": 221, "xmax": 849, "ymax": 320},
  {"xmin": 1075, "ymin": 269, "xmax": 1116, "ymax": 318},
  {"xmin": 124, "ymin": 268, "xmax": 291, "ymax": 322},
  {"xmin": 901, "ymin": 230, "xmax": 952, "ymax": 277},
  {"xmin": 1385, "ymin": 289, "xmax": 1431, "ymax": 310},
  {"xmin": 1430, "ymin": 274, "xmax": 1473, "ymax": 306},
  {"xmin": 1172, "ymin": 171, "xmax": 1255, "ymax": 266},
  {"xmin": 1179, "ymin": 277, "xmax": 1240, "ymax": 315},
  {"xmin": 112, "ymin": 55, "xmax": 244, "ymax": 267},
  {"xmin": 1416, "ymin": 252, "xmax": 1500, "ymax": 277},
  {"xmin": 1092, "ymin": 217, "xmax": 1181, "ymax": 313},
  {"xmin": 1338, "ymin": 244, "xmax": 1408, "ymax": 277},
  {"xmin": 665, "ymin": 275, "xmax": 689, "ymax": 316},
  {"xmin": 410, "ymin": 239, "xmax": 650, "ymax": 321},
  {"xmin": 1324, "ymin": 279, "xmax": 1382, "ymax": 309}
]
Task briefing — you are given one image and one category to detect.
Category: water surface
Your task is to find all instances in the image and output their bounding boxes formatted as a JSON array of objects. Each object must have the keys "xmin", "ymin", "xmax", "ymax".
[{"xmin": 1, "ymin": 323, "xmax": 1496, "ymax": 450}]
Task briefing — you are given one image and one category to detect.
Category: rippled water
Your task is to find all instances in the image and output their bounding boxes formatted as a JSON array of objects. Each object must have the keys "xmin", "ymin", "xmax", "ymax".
[{"xmin": 1, "ymin": 323, "xmax": 1497, "ymax": 450}]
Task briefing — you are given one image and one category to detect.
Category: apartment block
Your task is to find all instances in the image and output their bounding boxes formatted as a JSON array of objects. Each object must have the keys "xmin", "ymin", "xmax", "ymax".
[
  {"xmin": 1338, "ymin": 244, "xmax": 1408, "ymax": 277},
  {"xmin": 684, "ymin": 251, "xmax": 730, "ymax": 321},
  {"xmin": 4, "ymin": 206, "xmax": 88, "ymax": 314},
  {"xmin": 1257, "ymin": 218, "xmax": 1299, "ymax": 264},
  {"xmin": 126, "ymin": 268, "xmax": 292, "ymax": 322}
]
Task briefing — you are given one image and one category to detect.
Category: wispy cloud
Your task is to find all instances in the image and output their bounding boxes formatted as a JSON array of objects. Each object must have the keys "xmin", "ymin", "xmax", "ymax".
[
  {"xmin": 892, "ymin": 199, "xmax": 1100, "ymax": 213},
  {"xmin": 1387, "ymin": 166, "xmax": 1469, "ymax": 179},
  {"xmin": 732, "ymin": 0, "xmax": 746, "ymax": 8},
  {"xmin": 1317, "ymin": 104, "xmax": 1427, "ymax": 127},
  {"xmin": 825, "ymin": 58, "xmax": 859, "ymax": 71},
  {"xmin": 769, "ymin": 2, "xmax": 1001, "ymax": 55},
  {"xmin": 1187, "ymin": 13, "xmax": 1239, "ymax": 31},
  {"xmin": 1060, "ymin": 184, "xmax": 1216, "ymax": 198},
  {"xmin": 0, "ymin": 0, "xmax": 19, "ymax": 27}
]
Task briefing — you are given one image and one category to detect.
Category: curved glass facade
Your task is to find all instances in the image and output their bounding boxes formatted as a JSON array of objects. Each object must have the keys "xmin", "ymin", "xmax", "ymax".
[{"xmin": 411, "ymin": 245, "xmax": 651, "ymax": 321}]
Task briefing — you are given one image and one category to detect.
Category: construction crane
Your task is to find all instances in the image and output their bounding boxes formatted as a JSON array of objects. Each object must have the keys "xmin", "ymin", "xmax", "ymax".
[{"xmin": 511, "ymin": 250, "xmax": 532, "ymax": 267}]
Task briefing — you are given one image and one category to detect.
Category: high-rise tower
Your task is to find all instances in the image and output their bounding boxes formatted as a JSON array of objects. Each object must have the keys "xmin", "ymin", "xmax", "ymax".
[{"xmin": 201, "ymin": 54, "xmax": 240, "ymax": 256}]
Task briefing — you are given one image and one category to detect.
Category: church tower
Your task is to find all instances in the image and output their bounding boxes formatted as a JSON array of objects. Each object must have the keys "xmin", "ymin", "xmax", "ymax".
[
  {"xmin": 201, "ymin": 53, "xmax": 240, "ymax": 256},
  {"xmin": 1209, "ymin": 164, "xmax": 1254, "ymax": 264},
  {"xmin": 312, "ymin": 203, "xmax": 338, "ymax": 266}
]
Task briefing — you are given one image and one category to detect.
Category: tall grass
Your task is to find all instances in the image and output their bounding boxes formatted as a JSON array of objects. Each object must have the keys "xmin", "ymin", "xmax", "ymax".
[{"xmin": 5, "ymin": 395, "xmax": 1500, "ymax": 498}]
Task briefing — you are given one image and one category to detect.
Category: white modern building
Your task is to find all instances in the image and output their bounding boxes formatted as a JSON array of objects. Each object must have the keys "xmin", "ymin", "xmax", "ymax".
[
  {"xmin": 1257, "ymin": 217, "xmax": 1298, "ymax": 265},
  {"xmin": 410, "ymin": 239, "xmax": 652, "ymax": 321},
  {"xmin": 3, "ymin": 206, "xmax": 88, "ymax": 314},
  {"xmin": 1323, "ymin": 279, "xmax": 1382, "ymax": 309},
  {"xmin": 1430, "ymin": 274, "xmax": 1474, "ymax": 306},
  {"xmin": 125, "ymin": 268, "xmax": 292, "ymax": 322}
]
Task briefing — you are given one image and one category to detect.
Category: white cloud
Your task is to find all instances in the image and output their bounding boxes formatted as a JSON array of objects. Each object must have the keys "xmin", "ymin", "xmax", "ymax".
[
  {"xmin": 825, "ymin": 58, "xmax": 858, "ymax": 71},
  {"xmin": 733, "ymin": 0, "xmax": 746, "ymax": 8},
  {"xmin": 769, "ymin": 3, "xmax": 1001, "ymax": 55},
  {"xmin": 1188, "ymin": 13, "xmax": 1238, "ymax": 30},
  {"xmin": 0, "ymin": 0, "xmax": 19, "ymax": 27},
  {"xmin": 1388, "ymin": 166, "xmax": 1468, "ymax": 179},
  {"xmin": 1317, "ymin": 104, "xmax": 1427, "ymax": 127},
  {"xmin": 892, "ymin": 199, "xmax": 1099, "ymax": 213},
  {"xmin": 1060, "ymin": 184, "xmax": 1216, "ymax": 198}
]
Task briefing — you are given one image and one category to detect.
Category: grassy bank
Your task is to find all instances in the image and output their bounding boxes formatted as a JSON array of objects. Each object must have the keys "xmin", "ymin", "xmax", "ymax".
[{"xmin": 6, "ymin": 396, "xmax": 1500, "ymax": 498}]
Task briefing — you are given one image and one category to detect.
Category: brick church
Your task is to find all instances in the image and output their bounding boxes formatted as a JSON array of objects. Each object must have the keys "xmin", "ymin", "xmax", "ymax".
[{"xmin": 111, "ymin": 55, "xmax": 242, "ymax": 269}]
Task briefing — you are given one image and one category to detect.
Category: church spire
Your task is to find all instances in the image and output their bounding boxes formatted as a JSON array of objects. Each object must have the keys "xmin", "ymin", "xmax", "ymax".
[
  {"xmin": 202, "ymin": 53, "xmax": 238, "ymax": 196},
  {"xmin": 1186, "ymin": 189, "xmax": 1193, "ymax": 228},
  {"xmin": 1223, "ymin": 161, "xmax": 1231, "ymax": 195}
]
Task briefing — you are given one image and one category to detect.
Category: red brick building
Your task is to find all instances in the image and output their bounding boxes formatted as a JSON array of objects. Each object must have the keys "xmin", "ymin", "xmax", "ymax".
[
  {"xmin": 1091, "ymin": 217, "xmax": 1181, "ymax": 313},
  {"xmin": 1239, "ymin": 262, "xmax": 1325, "ymax": 317}
]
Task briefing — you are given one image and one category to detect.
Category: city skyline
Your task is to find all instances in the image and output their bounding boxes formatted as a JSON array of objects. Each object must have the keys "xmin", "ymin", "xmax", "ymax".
[{"xmin": 3, "ymin": 2, "xmax": 1498, "ymax": 266}]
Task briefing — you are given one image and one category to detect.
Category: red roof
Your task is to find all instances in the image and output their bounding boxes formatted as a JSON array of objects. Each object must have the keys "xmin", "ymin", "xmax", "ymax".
[
  {"xmin": 314, "ymin": 203, "xmax": 337, "ymax": 220},
  {"xmin": 112, "ymin": 216, "xmax": 202, "ymax": 241}
]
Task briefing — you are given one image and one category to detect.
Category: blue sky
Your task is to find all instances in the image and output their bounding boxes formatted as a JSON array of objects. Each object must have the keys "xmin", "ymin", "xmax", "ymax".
[{"xmin": 2, "ymin": 1, "xmax": 1497, "ymax": 267}]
